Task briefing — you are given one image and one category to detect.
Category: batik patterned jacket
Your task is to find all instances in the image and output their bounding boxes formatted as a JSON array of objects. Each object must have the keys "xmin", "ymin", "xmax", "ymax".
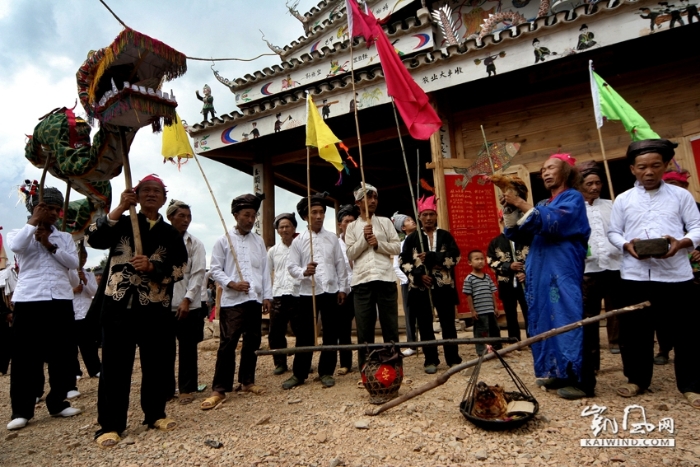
[
  {"xmin": 487, "ymin": 233, "xmax": 529, "ymax": 284},
  {"xmin": 399, "ymin": 228, "xmax": 461, "ymax": 306},
  {"xmin": 86, "ymin": 213, "xmax": 188, "ymax": 312}
]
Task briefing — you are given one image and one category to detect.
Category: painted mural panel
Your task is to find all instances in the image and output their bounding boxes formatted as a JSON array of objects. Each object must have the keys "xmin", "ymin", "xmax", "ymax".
[
  {"xmin": 291, "ymin": 0, "xmax": 418, "ymax": 62},
  {"xmin": 234, "ymin": 25, "xmax": 434, "ymax": 105}
]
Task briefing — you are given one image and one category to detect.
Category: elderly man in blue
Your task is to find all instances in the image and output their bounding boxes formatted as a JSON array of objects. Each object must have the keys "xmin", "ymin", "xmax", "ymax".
[{"xmin": 502, "ymin": 153, "xmax": 592, "ymax": 400}]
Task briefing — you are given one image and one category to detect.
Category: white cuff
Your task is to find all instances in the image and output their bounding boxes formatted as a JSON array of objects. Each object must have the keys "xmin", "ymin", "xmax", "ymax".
[
  {"xmin": 516, "ymin": 208, "xmax": 535, "ymax": 226},
  {"xmin": 503, "ymin": 211, "xmax": 522, "ymax": 228}
]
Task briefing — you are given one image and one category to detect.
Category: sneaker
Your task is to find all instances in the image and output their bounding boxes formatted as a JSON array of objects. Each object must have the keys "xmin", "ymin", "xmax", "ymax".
[
  {"xmin": 66, "ymin": 390, "xmax": 81, "ymax": 400},
  {"xmin": 402, "ymin": 349, "xmax": 416, "ymax": 357},
  {"xmin": 654, "ymin": 353, "xmax": 669, "ymax": 365},
  {"xmin": 424, "ymin": 364, "xmax": 438, "ymax": 375},
  {"xmin": 282, "ymin": 375, "xmax": 303, "ymax": 390},
  {"xmin": 52, "ymin": 407, "xmax": 82, "ymax": 418},
  {"xmin": 320, "ymin": 375, "xmax": 335, "ymax": 388},
  {"xmin": 273, "ymin": 365, "xmax": 288, "ymax": 376},
  {"xmin": 557, "ymin": 386, "xmax": 588, "ymax": 400},
  {"xmin": 7, "ymin": 418, "xmax": 28, "ymax": 430}
]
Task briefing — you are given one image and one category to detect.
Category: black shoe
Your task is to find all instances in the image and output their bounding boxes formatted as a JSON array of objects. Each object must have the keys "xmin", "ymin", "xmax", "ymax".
[
  {"xmin": 320, "ymin": 375, "xmax": 335, "ymax": 388},
  {"xmin": 609, "ymin": 345, "xmax": 621, "ymax": 355},
  {"xmin": 282, "ymin": 375, "xmax": 303, "ymax": 390},
  {"xmin": 424, "ymin": 364, "xmax": 438, "ymax": 375},
  {"xmin": 557, "ymin": 386, "xmax": 588, "ymax": 400},
  {"xmin": 273, "ymin": 365, "xmax": 288, "ymax": 376},
  {"xmin": 653, "ymin": 353, "xmax": 669, "ymax": 365},
  {"xmin": 535, "ymin": 378, "xmax": 569, "ymax": 390}
]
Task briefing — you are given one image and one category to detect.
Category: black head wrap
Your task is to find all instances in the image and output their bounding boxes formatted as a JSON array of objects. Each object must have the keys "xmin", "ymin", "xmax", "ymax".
[
  {"xmin": 273, "ymin": 212, "xmax": 297, "ymax": 229},
  {"xmin": 577, "ymin": 160, "xmax": 604, "ymax": 181},
  {"xmin": 231, "ymin": 193, "xmax": 265, "ymax": 214},
  {"xmin": 626, "ymin": 139, "xmax": 678, "ymax": 164},
  {"xmin": 296, "ymin": 192, "xmax": 328, "ymax": 219},
  {"xmin": 25, "ymin": 186, "xmax": 64, "ymax": 213},
  {"xmin": 337, "ymin": 204, "xmax": 359, "ymax": 223}
]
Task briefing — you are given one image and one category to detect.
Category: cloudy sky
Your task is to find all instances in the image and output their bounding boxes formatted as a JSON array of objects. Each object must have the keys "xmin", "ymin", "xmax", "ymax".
[{"xmin": 0, "ymin": 0, "xmax": 338, "ymax": 268}]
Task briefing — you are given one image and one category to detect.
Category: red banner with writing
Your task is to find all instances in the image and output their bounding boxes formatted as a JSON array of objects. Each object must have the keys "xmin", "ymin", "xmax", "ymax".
[{"xmin": 444, "ymin": 175, "xmax": 502, "ymax": 316}]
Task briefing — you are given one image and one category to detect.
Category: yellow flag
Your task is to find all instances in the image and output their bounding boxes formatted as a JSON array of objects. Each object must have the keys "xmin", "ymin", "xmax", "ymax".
[
  {"xmin": 161, "ymin": 113, "xmax": 194, "ymax": 161},
  {"xmin": 306, "ymin": 94, "xmax": 344, "ymax": 171}
]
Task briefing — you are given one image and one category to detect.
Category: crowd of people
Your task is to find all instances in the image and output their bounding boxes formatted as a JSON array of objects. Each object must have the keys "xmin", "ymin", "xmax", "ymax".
[{"xmin": 1, "ymin": 138, "xmax": 699, "ymax": 448}]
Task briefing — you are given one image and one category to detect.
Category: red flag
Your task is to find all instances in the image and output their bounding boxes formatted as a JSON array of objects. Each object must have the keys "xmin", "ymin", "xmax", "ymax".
[
  {"xmin": 345, "ymin": 0, "xmax": 374, "ymax": 44},
  {"xmin": 347, "ymin": 0, "xmax": 441, "ymax": 140},
  {"xmin": 373, "ymin": 26, "xmax": 441, "ymax": 140}
]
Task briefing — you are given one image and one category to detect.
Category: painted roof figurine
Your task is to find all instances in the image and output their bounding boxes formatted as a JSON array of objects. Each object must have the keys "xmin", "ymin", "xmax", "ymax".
[{"xmin": 76, "ymin": 28, "xmax": 187, "ymax": 132}]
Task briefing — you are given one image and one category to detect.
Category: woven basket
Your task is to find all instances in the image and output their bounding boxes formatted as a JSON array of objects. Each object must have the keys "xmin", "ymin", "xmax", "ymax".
[{"xmin": 361, "ymin": 344, "xmax": 403, "ymax": 404}]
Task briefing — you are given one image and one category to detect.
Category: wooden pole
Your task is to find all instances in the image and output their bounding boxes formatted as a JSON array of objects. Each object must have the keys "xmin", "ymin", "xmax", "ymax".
[
  {"xmin": 61, "ymin": 180, "xmax": 71, "ymax": 232},
  {"xmin": 306, "ymin": 146, "xmax": 319, "ymax": 346},
  {"xmin": 349, "ymin": 40, "xmax": 371, "ymax": 217},
  {"xmin": 366, "ymin": 301, "xmax": 650, "ymax": 416},
  {"xmin": 391, "ymin": 99, "xmax": 436, "ymax": 319},
  {"xmin": 596, "ymin": 127, "xmax": 616, "ymax": 201},
  {"xmin": 118, "ymin": 127, "xmax": 142, "ymax": 256},
  {"xmin": 38, "ymin": 152, "xmax": 52, "ymax": 203},
  {"xmin": 192, "ymin": 152, "xmax": 243, "ymax": 280},
  {"xmin": 256, "ymin": 337, "xmax": 516, "ymax": 355}
]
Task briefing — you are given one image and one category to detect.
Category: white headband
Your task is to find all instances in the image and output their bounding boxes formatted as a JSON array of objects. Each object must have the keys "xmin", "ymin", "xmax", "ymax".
[{"xmin": 353, "ymin": 183, "xmax": 377, "ymax": 201}]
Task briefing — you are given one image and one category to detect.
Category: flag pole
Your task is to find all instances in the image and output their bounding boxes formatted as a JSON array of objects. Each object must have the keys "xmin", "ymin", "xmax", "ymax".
[
  {"xmin": 596, "ymin": 128, "xmax": 616, "ymax": 201},
  {"xmin": 306, "ymin": 145, "xmax": 319, "ymax": 346},
  {"xmin": 61, "ymin": 180, "xmax": 71, "ymax": 232},
  {"xmin": 192, "ymin": 152, "xmax": 244, "ymax": 281},
  {"xmin": 349, "ymin": 38, "xmax": 371, "ymax": 218},
  {"xmin": 391, "ymin": 97, "xmax": 436, "ymax": 320}
]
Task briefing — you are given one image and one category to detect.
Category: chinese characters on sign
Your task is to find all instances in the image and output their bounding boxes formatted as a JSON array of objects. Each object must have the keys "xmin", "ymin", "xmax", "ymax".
[
  {"xmin": 445, "ymin": 174, "xmax": 501, "ymax": 315},
  {"xmin": 580, "ymin": 404, "xmax": 675, "ymax": 447},
  {"xmin": 253, "ymin": 164, "xmax": 264, "ymax": 236},
  {"xmin": 421, "ymin": 67, "xmax": 463, "ymax": 85}
]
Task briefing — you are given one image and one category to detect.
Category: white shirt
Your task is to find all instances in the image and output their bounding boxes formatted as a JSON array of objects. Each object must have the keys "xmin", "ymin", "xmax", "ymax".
[
  {"xmin": 345, "ymin": 215, "xmax": 400, "ymax": 287},
  {"xmin": 70, "ymin": 269, "xmax": 97, "ymax": 320},
  {"xmin": 288, "ymin": 227, "xmax": 349, "ymax": 296},
  {"xmin": 210, "ymin": 228, "xmax": 272, "ymax": 307},
  {"xmin": 338, "ymin": 235, "xmax": 353, "ymax": 285},
  {"xmin": 608, "ymin": 181, "xmax": 700, "ymax": 282},
  {"xmin": 267, "ymin": 240, "xmax": 300, "ymax": 297},
  {"xmin": 172, "ymin": 232, "xmax": 207, "ymax": 311},
  {"xmin": 584, "ymin": 198, "xmax": 622, "ymax": 274},
  {"xmin": 393, "ymin": 239, "xmax": 408, "ymax": 285},
  {"xmin": 8, "ymin": 224, "xmax": 79, "ymax": 302}
]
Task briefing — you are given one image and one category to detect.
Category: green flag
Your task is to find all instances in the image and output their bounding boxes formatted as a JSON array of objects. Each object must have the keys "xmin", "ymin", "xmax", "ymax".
[{"xmin": 589, "ymin": 61, "xmax": 659, "ymax": 141}]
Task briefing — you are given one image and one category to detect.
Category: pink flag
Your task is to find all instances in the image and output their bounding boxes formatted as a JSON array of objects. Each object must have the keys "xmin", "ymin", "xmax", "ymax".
[{"xmin": 345, "ymin": 0, "xmax": 374, "ymax": 44}]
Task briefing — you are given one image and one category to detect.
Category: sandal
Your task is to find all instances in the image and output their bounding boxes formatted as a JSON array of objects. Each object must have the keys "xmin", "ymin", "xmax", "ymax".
[
  {"xmin": 240, "ymin": 384, "xmax": 265, "ymax": 395},
  {"xmin": 356, "ymin": 380, "xmax": 365, "ymax": 389},
  {"xmin": 178, "ymin": 393, "xmax": 195, "ymax": 405},
  {"xmin": 200, "ymin": 394, "xmax": 226, "ymax": 410},
  {"xmin": 153, "ymin": 418, "xmax": 177, "ymax": 431},
  {"xmin": 683, "ymin": 392, "xmax": 700, "ymax": 409},
  {"xmin": 617, "ymin": 383, "xmax": 640, "ymax": 398},
  {"xmin": 96, "ymin": 432, "xmax": 121, "ymax": 449}
]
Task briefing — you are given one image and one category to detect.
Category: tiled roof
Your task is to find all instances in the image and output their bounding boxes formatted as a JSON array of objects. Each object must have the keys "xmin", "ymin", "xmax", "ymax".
[{"xmin": 191, "ymin": 0, "xmax": 630, "ymax": 135}]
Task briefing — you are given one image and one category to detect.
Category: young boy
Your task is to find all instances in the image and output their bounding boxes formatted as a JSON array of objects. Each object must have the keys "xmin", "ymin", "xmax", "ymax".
[{"xmin": 463, "ymin": 250, "xmax": 503, "ymax": 356}]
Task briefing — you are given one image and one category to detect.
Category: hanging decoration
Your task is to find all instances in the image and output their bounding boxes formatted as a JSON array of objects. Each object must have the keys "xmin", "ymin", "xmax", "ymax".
[
  {"xmin": 162, "ymin": 113, "xmax": 194, "ymax": 170},
  {"xmin": 454, "ymin": 142, "xmax": 521, "ymax": 189}
]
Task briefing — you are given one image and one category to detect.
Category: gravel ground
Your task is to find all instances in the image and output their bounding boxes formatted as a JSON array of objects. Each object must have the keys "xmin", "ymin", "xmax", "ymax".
[{"xmin": 1, "ymin": 327, "xmax": 699, "ymax": 467}]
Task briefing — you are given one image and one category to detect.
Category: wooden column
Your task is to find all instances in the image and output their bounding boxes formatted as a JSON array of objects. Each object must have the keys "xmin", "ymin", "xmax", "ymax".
[
  {"xmin": 430, "ymin": 122, "xmax": 450, "ymax": 231},
  {"xmin": 262, "ymin": 155, "xmax": 276, "ymax": 247}
]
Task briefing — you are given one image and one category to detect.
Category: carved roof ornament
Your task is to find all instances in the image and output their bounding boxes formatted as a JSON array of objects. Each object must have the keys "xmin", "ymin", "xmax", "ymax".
[
  {"xmin": 260, "ymin": 30, "xmax": 283, "ymax": 56},
  {"xmin": 286, "ymin": 0, "xmax": 312, "ymax": 34},
  {"xmin": 431, "ymin": 4, "xmax": 460, "ymax": 46},
  {"xmin": 211, "ymin": 63, "xmax": 234, "ymax": 91},
  {"xmin": 478, "ymin": 11, "xmax": 528, "ymax": 40}
]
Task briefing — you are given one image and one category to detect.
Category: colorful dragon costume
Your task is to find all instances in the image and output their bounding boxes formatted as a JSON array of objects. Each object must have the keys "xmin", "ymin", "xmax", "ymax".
[{"xmin": 24, "ymin": 28, "xmax": 186, "ymax": 239}]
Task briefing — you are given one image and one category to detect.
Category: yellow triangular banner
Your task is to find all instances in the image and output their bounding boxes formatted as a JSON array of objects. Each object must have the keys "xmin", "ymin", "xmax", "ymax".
[
  {"xmin": 306, "ymin": 95, "xmax": 344, "ymax": 171},
  {"xmin": 161, "ymin": 113, "xmax": 194, "ymax": 161}
]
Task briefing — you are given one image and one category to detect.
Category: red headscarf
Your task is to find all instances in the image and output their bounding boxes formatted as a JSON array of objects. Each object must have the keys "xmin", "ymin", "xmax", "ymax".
[
  {"xmin": 134, "ymin": 174, "xmax": 167, "ymax": 193},
  {"xmin": 549, "ymin": 153, "xmax": 576, "ymax": 167},
  {"xmin": 662, "ymin": 171, "xmax": 689, "ymax": 184}
]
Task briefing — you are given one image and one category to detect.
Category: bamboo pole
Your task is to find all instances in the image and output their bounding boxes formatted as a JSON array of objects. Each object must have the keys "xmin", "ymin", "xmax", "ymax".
[
  {"xmin": 306, "ymin": 145, "xmax": 319, "ymax": 346},
  {"xmin": 38, "ymin": 152, "xmax": 52, "ymax": 203},
  {"xmin": 118, "ymin": 127, "xmax": 143, "ymax": 256},
  {"xmin": 391, "ymin": 99, "xmax": 436, "ymax": 319},
  {"xmin": 366, "ymin": 301, "xmax": 650, "ymax": 416},
  {"xmin": 61, "ymin": 181, "xmax": 71, "ymax": 232},
  {"xmin": 256, "ymin": 337, "xmax": 517, "ymax": 356},
  {"xmin": 192, "ymin": 152, "xmax": 243, "ymax": 280},
  {"xmin": 596, "ymin": 127, "xmax": 616, "ymax": 201},
  {"xmin": 349, "ymin": 40, "xmax": 371, "ymax": 218}
]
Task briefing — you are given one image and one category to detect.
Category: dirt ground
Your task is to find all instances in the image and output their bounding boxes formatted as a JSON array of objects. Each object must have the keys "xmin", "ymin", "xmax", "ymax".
[{"xmin": 1, "ymin": 327, "xmax": 699, "ymax": 467}]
